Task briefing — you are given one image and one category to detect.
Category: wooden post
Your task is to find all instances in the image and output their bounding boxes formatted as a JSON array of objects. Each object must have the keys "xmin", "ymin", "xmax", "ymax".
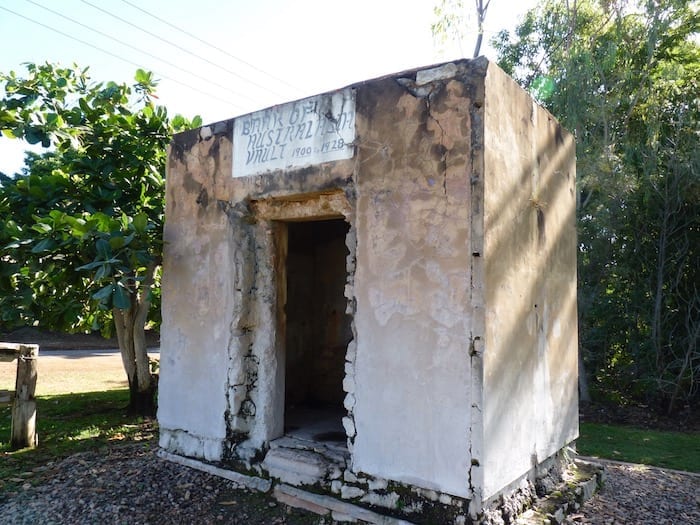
[{"xmin": 0, "ymin": 343, "xmax": 39, "ymax": 450}]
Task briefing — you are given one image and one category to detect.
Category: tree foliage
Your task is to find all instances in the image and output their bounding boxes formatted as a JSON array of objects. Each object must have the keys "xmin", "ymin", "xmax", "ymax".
[
  {"xmin": 432, "ymin": 0, "xmax": 492, "ymax": 57},
  {"xmin": 0, "ymin": 63, "xmax": 200, "ymax": 413},
  {"xmin": 491, "ymin": 0, "xmax": 699, "ymax": 413}
]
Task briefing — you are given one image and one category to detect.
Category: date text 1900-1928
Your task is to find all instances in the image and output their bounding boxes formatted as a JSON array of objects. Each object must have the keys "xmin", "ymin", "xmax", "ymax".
[{"xmin": 232, "ymin": 89, "xmax": 356, "ymax": 177}]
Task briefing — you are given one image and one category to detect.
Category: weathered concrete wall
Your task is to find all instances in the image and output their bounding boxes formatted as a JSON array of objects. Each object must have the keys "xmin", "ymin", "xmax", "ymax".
[
  {"xmin": 158, "ymin": 125, "xmax": 236, "ymax": 461},
  {"xmin": 159, "ymin": 115, "xmax": 359, "ymax": 461},
  {"xmin": 480, "ymin": 64, "xmax": 578, "ymax": 500},
  {"xmin": 158, "ymin": 58, "xmax": 578, "ymax": 519},
  {"xmin": 351, "ymin": 64, "xmax": 481, "ymax": 498}
]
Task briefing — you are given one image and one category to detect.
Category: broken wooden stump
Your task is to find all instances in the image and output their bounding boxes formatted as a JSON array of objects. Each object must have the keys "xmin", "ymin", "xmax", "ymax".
[{"xmin": 0, "ymin": 343, "xmax": 39, "ymax": 449}]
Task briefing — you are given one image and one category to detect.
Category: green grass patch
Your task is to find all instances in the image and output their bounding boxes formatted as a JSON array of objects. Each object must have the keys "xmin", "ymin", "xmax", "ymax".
[
  {"xmin": 578, "ymin": 422, "xmax": 700, "ymax": 473},
  {"xmin": 0, "ymin": 389, "xmax": 156, "ymax": 494}
]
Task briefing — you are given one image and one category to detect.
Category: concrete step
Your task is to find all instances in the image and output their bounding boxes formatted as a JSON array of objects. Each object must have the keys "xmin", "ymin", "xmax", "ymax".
[{"xmin": 263, "ymin": 446, "xmax": 336, "ymax": 486}]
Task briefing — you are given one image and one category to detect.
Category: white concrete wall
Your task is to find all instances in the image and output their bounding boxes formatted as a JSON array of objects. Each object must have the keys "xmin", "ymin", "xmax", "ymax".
[
  {"xmin": 157, "ymin": 136, "xmax": 235, "ymax": 461},
  {"xmin": 350, "ymin": 74, "xmax": 476, "ymax": 498},
  {"xmin": 481, "ymin": 63, "xmax": 578, "ymax": 500}
]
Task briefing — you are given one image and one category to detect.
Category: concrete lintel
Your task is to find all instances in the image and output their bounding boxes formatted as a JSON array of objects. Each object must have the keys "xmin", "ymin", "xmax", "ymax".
[
  {"xmin": 274, "ymin": 484, "xmax": 415, "ymax": 525},
  {"xmin": 251, "ymin": 191, "xmax": 351, "ymax": 221},
  {"xmin": 157, "ymin": 449, "xmax": 272, "ymax": 492}
]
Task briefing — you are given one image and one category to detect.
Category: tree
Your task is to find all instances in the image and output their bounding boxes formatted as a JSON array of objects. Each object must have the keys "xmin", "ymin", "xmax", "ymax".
[
  {"xmin": 433, "ymin": 0, "xmax": 700, "ymax": 413},
  {"xmin": 0, "ymin": 63, "xmax": 200, "ymax": 414},
  {"xmin": 432, "ymin": 0, "xmax": 492, "ymax": 57},
  {"xmin": 489, "ymin": 0, "xmax": 699, "ymax": 413},
  {"xmin": 1, "ymin": 152, "xmax": 110, "ymax": 332}
]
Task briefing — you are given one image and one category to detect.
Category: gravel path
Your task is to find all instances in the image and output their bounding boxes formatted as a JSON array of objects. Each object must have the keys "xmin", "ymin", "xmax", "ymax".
[
  {"xmin": 566, "ymin": 460, "xmax": 700, "ymax": 525},
  {"xmin": 1, "ymin": 443, "xmax": 698, "ymax": 524}
]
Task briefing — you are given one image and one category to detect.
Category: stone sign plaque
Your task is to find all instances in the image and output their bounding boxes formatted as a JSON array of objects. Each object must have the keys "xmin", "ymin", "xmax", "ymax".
[{"xmin": 232, "ymin": 89, "xmax": 356, "ymax": 178}]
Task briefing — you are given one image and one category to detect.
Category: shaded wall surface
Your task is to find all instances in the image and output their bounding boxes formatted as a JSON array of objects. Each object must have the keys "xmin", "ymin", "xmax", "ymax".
[
  {"xmin": 480, "ymin": 63, "xmax": 578, "ymax": 500},
  {"xmin": 158, "ymin": 57, "xmax": 577, "ymax": 507}
]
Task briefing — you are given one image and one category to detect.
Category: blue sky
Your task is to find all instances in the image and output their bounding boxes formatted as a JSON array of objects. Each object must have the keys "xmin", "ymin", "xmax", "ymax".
[{"xmin": 0, "ymin": 0, "xmax": 537, "ymax": 175}]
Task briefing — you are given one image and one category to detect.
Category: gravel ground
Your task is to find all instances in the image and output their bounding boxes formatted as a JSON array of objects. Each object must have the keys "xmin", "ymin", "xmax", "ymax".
[
  {"xmin": 0, "ymin": 443, "xmax": 322, "ymax": 525},
  {"xmin": 565, "ymin": 460, "xmax": 700, "ymax": 525},
  {"xmin": 1, "ymin": 443, "xmax": 698, "ymax": 524}
]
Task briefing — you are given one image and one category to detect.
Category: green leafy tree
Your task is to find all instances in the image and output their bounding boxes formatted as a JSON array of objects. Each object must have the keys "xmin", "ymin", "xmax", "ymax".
[
  {"xmin": 0, "ymin": 151, "xmax": 109, "ymax": 332},
  {"xmin": 488, "ymin": 0, "xmax": 699, "ymax": 413},
  {"xmin": 432, "ymin": 0, "xmax": 699, "ymax": 413},
  {"xmin": 0, "ymin": 63, "xmax": 200, "ymax": 414}
]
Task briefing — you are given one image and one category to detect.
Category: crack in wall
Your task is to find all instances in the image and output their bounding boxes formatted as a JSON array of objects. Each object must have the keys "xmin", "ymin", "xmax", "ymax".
[
  {"xmin": 425, "ymin": 94, "xmax": 449, "ymax": 197},
  {"xmin": 395, "ymin": 76, "xmax": 451, "ymax": 197}
]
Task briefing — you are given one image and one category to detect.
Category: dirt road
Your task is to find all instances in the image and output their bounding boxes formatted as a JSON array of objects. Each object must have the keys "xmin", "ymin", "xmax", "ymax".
[{"xmin": 0, "ymin": 349, "xmax": 146, "ymax": 395}]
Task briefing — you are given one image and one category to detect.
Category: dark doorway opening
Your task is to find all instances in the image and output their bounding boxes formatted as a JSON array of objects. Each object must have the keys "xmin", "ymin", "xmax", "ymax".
[{"xmin": 284, "ymin": 219, "xmax": 351, "ymax": 444}]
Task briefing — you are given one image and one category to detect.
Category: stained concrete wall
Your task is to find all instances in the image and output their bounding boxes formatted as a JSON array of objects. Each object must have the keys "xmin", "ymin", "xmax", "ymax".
[
  {"xmin": 351, "ymin": 66, "xmax": 478, "ymax": 498},
  {"xmin": 159, "ymin": 117, "xmax": 358, "ymax": 461},
  {"xmin": 158, "ymin": 57, "xmax": 578, "ymax": 509},
  {"xmin": 480, "ymin": 65, "xmax": 579, "ymax": 500},
  {"xmin": 158, "ymin": 129, "xmax": 236, "ymax": 461}
]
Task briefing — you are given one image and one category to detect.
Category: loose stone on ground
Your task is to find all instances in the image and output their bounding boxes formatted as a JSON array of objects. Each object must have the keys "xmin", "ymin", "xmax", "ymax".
[{"xmin": 1, "ymin": 443, "xmax": 698, "ymax": 524}]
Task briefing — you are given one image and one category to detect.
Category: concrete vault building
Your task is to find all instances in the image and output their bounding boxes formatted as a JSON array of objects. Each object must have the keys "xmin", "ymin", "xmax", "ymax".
[{"xmin": 158, "ymin": 57, "xmax": 579, "ymax": 524}]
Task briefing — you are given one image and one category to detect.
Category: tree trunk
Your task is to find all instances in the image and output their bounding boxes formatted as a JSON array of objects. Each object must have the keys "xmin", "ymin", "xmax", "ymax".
[
  {"xmin": 667, "ymin": 294, "xmax": 700, "ymax": 415},
  {"xmin": 472, "ymin": 0, "xmax": 490, "ymax": 58},
  {"xmin": 113, "ymin": 264, "xmax": 157, "ymax": 415},
  {"xmin": 651, "ymin": 204, "xmax": 669, "ymax": 377},
  {"xmin": 578, "ymin": 352, "xmax": 591, "ymax": 404}
]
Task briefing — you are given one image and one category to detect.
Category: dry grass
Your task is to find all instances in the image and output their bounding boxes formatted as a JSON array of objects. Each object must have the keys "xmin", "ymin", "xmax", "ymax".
[{"xmin": 0, "ymin": 352, "xmax": 127, "ymax": 396}]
